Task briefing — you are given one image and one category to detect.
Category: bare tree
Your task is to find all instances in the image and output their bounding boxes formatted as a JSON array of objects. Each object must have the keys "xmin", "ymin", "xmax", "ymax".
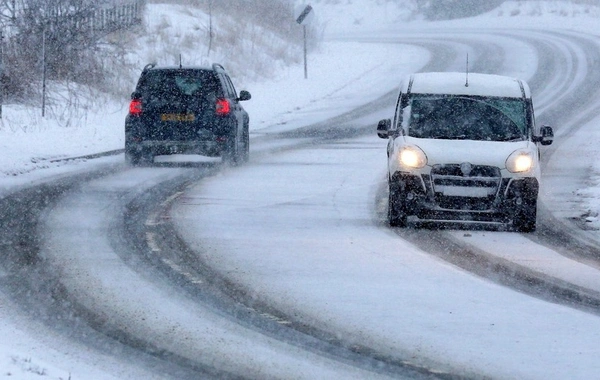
[
  {"xmin": 0, "ymin": 0, "xmax": 144, "ymax": 101},
  {"xmin": 0, "ymin": 0, "xmax": 17, "ymax": 26}
]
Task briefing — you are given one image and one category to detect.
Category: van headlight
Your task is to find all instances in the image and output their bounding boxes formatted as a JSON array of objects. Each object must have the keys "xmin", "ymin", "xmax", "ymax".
[
  {"xmin": 506, "ymin": 150, "xmax": 534, "ymax": 173},
  {"xmin": 399, "ymin": 145, "xmax": 427, "ymax": 169}
]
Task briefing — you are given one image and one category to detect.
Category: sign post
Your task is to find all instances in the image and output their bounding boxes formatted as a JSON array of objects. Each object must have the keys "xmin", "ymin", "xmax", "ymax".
[
  {"xmin": 42, "ymin": 27, "xmax": 46, "ymax": 117},
  {"xmin": 0, "ymin": 30, "xmax": 3, "ymax": 119},
  {"xmin": 303, "ymin": 24, "xmax": 307, "ymax": 79},
  {"xmin": 295, "ymin": 5, "xmax": 313, "ymax": 79}
]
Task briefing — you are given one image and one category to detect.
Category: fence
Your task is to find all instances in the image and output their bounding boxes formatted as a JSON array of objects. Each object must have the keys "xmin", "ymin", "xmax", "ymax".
[
  {"xmin": 92, "ymin": 0, "xmax": 146, "ymax": 33},
  {"xmin": 0, "ymin": 0, "xmax": 146, "ymax": 34}
]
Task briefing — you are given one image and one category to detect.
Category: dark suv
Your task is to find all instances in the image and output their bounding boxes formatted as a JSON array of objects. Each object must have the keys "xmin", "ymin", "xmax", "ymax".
[{"xmin": 125, "ymin": 63, "xmax": 251, "ymax": 165}]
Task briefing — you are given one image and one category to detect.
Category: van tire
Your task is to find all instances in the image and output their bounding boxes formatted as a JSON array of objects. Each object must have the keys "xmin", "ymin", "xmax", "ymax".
[
  {"xmin": 514, "ymin": 201, "xmax": 537, "ymax": 233},
  {"xmin": 388, "ymin": 183, "xmax": 408, "ymax": 227}
]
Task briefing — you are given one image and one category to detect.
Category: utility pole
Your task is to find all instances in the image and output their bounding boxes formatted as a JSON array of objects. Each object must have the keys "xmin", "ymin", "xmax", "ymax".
[
  {"xmin": 42, "ymin": 27, "xmax": 46, "ymax": 117},
  {"xmin": 303, "ymin": 25, "xmax": 307, "ymax": 79},
  {"xmin": 207, "ymin": 0, "xmax": 213, "ymax": 57},
  {"xmin": 0, "ymin": 29, "xmax": 3, "ymax": 119}
]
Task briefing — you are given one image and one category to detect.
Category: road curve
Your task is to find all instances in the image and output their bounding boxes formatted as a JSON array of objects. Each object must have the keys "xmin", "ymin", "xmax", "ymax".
[
  {"xmin": 171, "ymin": 28, "xmax": 600, "ymax": 379},
  {"xmin": 3, "ymin": 27, "xmax": 600, "ymax": 379}
]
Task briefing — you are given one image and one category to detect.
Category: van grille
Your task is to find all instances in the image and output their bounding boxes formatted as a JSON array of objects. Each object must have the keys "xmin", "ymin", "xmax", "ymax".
[{"xmin": 430, "ymin": 164, "xmax": 501, "ymax": 210}]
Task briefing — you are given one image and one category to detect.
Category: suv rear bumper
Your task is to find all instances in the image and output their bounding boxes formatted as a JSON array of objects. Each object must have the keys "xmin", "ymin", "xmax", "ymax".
[
  {"xmin": 126, "ymin": 140, "xmax": 224, "ymax": 157},
  {"xmin": 125, "ymin": 115, "xmax": 233, "ymax": 157}
]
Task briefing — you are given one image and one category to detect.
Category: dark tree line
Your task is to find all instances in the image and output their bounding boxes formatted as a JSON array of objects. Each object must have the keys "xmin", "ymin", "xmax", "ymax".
[
  {"xmin": 0, "ymin": 0, "xmax": 144, "ymax": 102},
  {"xmin": 414, "ymin": 0, "xmax": 505, "ymax": 20},
  {"xmin": 414, "ymin": 0, "xmax": 600, "ymax": 20}
]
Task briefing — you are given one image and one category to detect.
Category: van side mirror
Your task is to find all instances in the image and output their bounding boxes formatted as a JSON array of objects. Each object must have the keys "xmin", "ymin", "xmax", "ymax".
[
  {"xmin": 131, "ymin": 91, "xmax": 141, "ymax": 99},
  {"xmin": 377, "ymin": 119, "xmax": 391, "ymax": 139},
  {"xmin": 238, "ymin": 90, "xmax": 251, "ymax": 101},
  {"xmin": 534, "ymin": 125, "xmax": 554, "ymax": 146}
]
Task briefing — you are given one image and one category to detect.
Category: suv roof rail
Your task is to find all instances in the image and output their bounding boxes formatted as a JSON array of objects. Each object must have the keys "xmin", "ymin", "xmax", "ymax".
[
  {"xmin": 143, "ymin": 62, "xmax": 157, "ymax": 72},
  {"xmin": 212, "ymin": 63, "xmax": 225, "ymax": 72},
  {"xmin": 406, "ymin": 74, "xmax": 415, "ymax": 96}
]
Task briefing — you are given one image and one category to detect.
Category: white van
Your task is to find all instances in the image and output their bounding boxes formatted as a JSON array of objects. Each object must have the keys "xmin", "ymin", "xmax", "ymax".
[{"xmin": 377, "ymin": 72, "xmax": 553, "ymax": 232}]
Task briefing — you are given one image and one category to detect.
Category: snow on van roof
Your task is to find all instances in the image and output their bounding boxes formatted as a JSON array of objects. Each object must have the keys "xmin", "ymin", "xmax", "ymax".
[{"xmin": 406, "ymin": 72, "xmax": 531, "ymax": 98}]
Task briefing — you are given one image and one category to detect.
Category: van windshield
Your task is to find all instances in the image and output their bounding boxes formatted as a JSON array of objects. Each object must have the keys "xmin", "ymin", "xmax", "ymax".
[{"xmin": 405, "ymin": 95, "xmax": 528, "ymax": 141}]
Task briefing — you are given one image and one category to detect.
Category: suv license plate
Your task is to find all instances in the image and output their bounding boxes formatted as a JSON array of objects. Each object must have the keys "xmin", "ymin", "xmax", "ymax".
[{"xmin": 161, "ymin": 113, "xmax": 195, "ymax": 122}]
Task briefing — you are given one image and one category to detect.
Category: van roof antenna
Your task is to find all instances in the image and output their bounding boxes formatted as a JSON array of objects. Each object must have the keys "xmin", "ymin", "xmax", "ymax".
[
  {"xmin": 465, "ymin": 53, "xmax": 469, "ymax": 87},
  {"xmin": 179, "ymin": 54, "xmax": 182, "ymax": 68}
]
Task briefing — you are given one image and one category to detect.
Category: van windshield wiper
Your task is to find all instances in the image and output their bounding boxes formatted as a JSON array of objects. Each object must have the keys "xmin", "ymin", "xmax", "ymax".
[{"xmin": 430, "ymin": 134, "xmax": 468, "ymax": 140}]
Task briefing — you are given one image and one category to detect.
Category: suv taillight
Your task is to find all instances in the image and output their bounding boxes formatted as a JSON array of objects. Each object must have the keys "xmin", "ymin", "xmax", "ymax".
[
  {"xmin": 216, "ymin": 98, "xmax": 231, "ymax": 116},
  {"xmin": 129, "ymin": 99, "xmax": 142, "ymax": 116}
]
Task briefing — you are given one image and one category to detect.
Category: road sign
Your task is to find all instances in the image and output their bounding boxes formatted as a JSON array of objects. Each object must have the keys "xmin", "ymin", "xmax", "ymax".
[
  {"xmin": 295, "ymin": 5, "xmax": 314, "ymax": 79},
  {"xmin": 296, "ymin": 5, "xmax": 313, "ymax": 25}
]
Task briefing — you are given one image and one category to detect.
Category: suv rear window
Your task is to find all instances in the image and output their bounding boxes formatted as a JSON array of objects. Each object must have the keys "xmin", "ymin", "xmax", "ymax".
[
  {"xmin": 405, "ymin": 95, "xmax": 528, "ymax": 142},
  {"xmin": 138, "ymin": 69, "xmax": 221, "ymax": 103}
]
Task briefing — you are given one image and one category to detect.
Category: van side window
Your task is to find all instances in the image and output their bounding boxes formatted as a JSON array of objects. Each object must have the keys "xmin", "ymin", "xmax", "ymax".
[{"xmin": 392, "ymin": 93, "xmax": 403, "ymax": 132}]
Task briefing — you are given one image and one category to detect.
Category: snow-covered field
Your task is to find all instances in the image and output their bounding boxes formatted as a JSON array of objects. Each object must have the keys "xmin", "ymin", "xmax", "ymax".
[{"xmin": 3, "ymin": 1, "xmax": 600, "ymax": 378}]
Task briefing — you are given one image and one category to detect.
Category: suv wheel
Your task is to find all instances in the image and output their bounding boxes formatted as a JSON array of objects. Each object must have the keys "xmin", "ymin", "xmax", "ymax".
[
  {"xmin": 126, "ymin": 148, "xmax": 153, "ymax": 167},
  {"xmin": 222, "ymin": 135, "xmax": 239, "ymax": 166},
  {"xmin": 388, "ymin": 182, "xmax": 408, "ymax": 227},
  {"xmin": 125, "ymin": 152, "xmax": 141, "ymax": 166},
  {"xmin": 241, "ymin": 124, "xmax": 250, "ymax": 163}
]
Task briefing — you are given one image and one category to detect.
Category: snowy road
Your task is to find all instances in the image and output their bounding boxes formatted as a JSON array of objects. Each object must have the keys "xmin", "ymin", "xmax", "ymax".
[
  {"xmin": 5, "ymin": 26, "xmax": 600, "ymax": 379},
  {"xmin": 171, "ymin": 28, "xmax": 600, "ymax": 379}
]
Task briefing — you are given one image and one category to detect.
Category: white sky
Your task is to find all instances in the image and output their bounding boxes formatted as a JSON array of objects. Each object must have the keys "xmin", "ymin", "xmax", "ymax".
[{"xmin": 3, "ymin": 1, "xmax": 600, "ymax": 379}]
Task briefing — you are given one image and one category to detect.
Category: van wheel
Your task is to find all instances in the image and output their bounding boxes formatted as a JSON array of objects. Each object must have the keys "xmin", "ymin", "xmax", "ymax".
[
  {"xmin": 514, "ymin": 201, "xmax": 537, "ymax": 233},
  {"xmin": 388, "ymin": 183, "xmax": 407, "ymax": 227}
]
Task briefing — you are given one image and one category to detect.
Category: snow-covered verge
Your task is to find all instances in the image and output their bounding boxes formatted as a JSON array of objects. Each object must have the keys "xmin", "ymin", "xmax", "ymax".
[
  {"xmin": 0, "ymin": 291, "xmax": 158, "ymax": 379},
  {"xmin": 2, "ymin": 0, "xmax": 600, "ymax": 378}
]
